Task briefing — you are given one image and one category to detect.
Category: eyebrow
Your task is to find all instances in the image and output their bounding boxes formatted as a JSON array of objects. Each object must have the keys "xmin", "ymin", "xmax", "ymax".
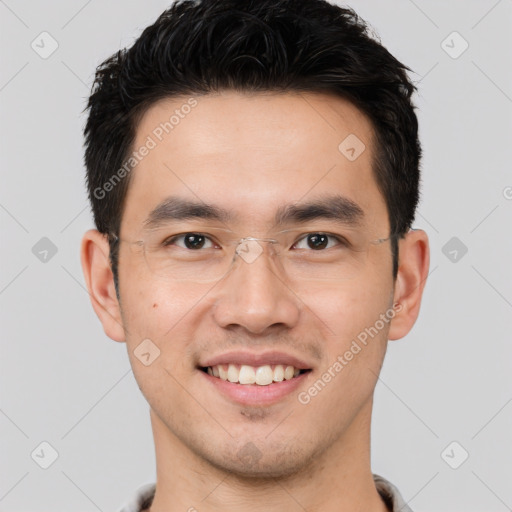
[
  {"xmin": 274, "ymin": 195, "xmax": 364, "ymax": 227},
  {"xmin": 143, "ymin": 197, "xmax": 234, "ymax": 230},
  {"xmin": 143, "ymin": 194, "xmax": 365, "ymax": 230}
]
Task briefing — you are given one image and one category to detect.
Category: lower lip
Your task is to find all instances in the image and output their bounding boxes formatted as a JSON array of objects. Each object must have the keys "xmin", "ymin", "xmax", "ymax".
[{"xmin": 198, "ymin": 369, "xmax": 311, "ymax": 405}]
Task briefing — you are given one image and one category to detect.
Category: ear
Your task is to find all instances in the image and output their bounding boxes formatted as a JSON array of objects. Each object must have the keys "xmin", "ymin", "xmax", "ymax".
[
  {"xmin": 388, "ymin": 229, "xmax": 430, "ymax": 340},
  {"xmin": 80, "ymin": 229, "xmax": 126, "ymax": 342}
]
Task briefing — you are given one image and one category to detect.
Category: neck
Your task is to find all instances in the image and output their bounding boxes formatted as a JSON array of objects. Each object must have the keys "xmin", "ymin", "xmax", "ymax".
[{"xmin": 145, "ymin": 399, "xmax": 390, "ymax": 512}]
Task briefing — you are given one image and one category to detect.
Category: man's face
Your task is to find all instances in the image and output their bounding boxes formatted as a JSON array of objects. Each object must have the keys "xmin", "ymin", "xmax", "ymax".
[{"xmin": 117, "ymin": 91, "xmax": 395, "ymax": 477}]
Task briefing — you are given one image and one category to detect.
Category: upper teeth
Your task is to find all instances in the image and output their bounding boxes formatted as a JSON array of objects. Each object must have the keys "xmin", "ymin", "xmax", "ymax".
[{"xmin": 206, "ymin": 364, "xmax": 301, "ymax": 385}]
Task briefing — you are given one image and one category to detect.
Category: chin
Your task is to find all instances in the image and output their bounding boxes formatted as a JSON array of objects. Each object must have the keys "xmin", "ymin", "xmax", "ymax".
[{"xmin": 201, "ymin": 441, "xmax": 313, "ymax": 480}]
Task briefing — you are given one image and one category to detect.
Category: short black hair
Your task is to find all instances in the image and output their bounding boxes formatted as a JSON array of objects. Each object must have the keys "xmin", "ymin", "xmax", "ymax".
[{"xmin": 83, "ymin": 0, "xmax": 421, "ymax": 294}]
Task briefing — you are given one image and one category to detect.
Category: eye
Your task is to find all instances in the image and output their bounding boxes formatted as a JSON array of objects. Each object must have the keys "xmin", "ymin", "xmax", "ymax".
[
  {"xmin": 163, "ymin": 233, "xmax": 216, "ymax": 250},
  {"xmin": 293, "ymin": 233, "xmax": 345, "ymax": 251}
]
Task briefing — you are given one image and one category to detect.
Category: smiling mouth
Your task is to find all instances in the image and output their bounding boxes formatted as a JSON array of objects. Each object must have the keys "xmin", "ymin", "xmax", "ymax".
[{"xmin": 200, "ymin": 364, "xmax": 311, "ymax": 386}]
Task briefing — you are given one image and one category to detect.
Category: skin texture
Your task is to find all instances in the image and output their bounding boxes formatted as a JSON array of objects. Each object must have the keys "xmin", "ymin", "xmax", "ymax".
[{"xmin": 81, "ymin": 91, "xmax": 429, "ymax": 512}]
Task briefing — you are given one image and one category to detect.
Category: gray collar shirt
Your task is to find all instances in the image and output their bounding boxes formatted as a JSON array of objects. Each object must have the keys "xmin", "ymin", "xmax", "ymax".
[{"xmin": 118, "ymin": 474, "xmax": 413, "ymax": 512}]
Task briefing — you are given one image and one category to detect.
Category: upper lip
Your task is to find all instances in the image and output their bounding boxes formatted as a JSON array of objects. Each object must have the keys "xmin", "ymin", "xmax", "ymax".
[{"xmin": 199, "ymin": 350, "xmax": 313, "ymax": 370}]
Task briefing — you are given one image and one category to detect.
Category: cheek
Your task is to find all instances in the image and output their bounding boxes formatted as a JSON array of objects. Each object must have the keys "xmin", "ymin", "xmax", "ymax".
[
  {"xmin": 120, "ymin": 283, "xmax": 202, "ymax": 397},
  {"xmin": 121, "ymin": 283, "xmax": 193, "ymax": 339},
  {"xmin": 119, "ymin": 250, "xmax": 189, "ymax": 334},
  {"xmin": 310, "ymin": 285, "xmax": 392, "ymax": 405},
  {"xmin": 118, "ymin": 271, "xmax": 217, "ymax": 367},
  {"xmin": 300, "ymin": 275, "xmax": 393, "ymax": 340}
]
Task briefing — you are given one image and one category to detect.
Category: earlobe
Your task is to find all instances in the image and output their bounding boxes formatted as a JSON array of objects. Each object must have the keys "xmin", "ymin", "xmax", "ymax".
[
  {"xmin": 80, "ymin": 229, "xmax": 126, "ymax": 342},
  {"xmin": 388, "ymin": 229, "xmax": 430, "ymax": 341}
]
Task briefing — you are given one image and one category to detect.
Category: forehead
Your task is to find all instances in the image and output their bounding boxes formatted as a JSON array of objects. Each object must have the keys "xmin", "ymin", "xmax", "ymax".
[{"xmin": 122, "ymin": 90, "xmax": 388, "ymax": 233}]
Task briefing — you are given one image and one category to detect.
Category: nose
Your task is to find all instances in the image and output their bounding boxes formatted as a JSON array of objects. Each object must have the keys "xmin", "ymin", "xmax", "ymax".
[{"xmin": 212, "ymin": 239, "xmax": 301, "ymax": 334}]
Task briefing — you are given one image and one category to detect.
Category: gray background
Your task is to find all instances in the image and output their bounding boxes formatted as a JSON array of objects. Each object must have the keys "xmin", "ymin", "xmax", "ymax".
[{"xmin": 1, "ymin": 0, "xmax": 511, "ymax": 510}]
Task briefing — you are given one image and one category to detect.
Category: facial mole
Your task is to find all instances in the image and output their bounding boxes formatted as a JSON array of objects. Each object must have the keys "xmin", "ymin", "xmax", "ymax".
[{"xmin": 152, "ymin": 303, "xmax": 158, "ymax": 308}]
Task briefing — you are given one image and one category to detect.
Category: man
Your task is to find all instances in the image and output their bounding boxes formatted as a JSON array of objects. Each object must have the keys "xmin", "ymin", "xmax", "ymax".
[{"xmin": 80, "ymin": 0, "xmax": 429, "ymax": 510}]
